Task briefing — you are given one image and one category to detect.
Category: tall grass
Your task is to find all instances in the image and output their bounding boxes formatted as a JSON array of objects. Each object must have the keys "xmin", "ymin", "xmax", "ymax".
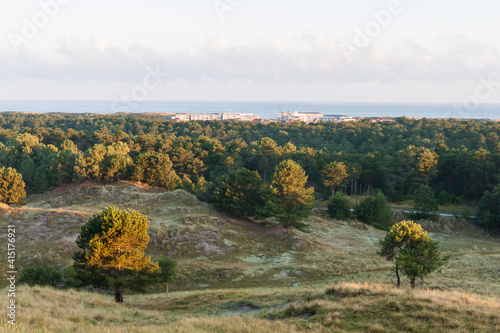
[{"xmin": 1, "ymin": 282, "xmax": 498, "ymax": 332}]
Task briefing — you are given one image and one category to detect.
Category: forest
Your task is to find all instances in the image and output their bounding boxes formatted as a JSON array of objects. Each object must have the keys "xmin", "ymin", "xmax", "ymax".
[{"xmin": 0, "ymin": 112, "xmax": 499, "ymax": 225}]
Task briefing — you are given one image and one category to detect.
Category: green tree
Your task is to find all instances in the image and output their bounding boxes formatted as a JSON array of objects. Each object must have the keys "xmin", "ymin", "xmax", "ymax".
[
  {"xmin": 132, "ymin": 152, "xmax": 181, "ymax": 190},
  {"xmin": 74, "ymin": 207, "xmax": 159, "ymax": 303},
  {"xmin": 327, "ymin": 193, "xmax": 352, "ymax": 220},
  {"xmin": 213, "ymin": 168, "xmax": 264, "ymax": 217},
  {"xmin": 156, "ymin": 258, "xmax": 177, "ymax": 293},
  {"xmin": 322, "ymin": 161, "xmax": 349, "ymax": 197},
  {"xmin": 249, "ymin": 137, "xmax": 281, "ymax": 183},
  {"xmin": 266, "ymin": 160, "xmax": 314, "ymax": 230},
  {"xmin": 354, "ymin": 192, "xmax": 392, "ymax": 229},
  {"xmin": 101, "ymin": 142, "xmax": 133, "ymax": 182},
  {"xmin": 378, "ymin": 220, "xmax": 447, "ymax": 288},
  {"xmin": 477, "ymin": 184, "xmax": 500, "ymax": 230},
  {"xmin": 412, "ymin": 185, "xmax": 439, "ymax": 220},
  {"xmin": 0, "ymin": 167, "xmax": 26, "ymax": 205}
]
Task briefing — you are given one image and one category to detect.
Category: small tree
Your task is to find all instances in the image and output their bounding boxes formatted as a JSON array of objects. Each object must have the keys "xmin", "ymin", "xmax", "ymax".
[
  {"xmin": 355, "ymin": 192, "xmax": 392, "ymax": 229},
  {"xmin": 322, "ymin": 162, "xmax": 349, "ymax": 197},
  {"xmin": 157, "ymin": 258, "xmax": 177, "ymax": 293},
  {"xmin": 74, "ymin": 207, "xmax": 159, "ymax": 302},
  {"xmin": 328, "ymin": 193, "xmax": 352, "ymax": 220},
  {"xmin": 213, "ymin": 168, "xmax": 264, "ymax": 217},
  {"xmin": 477, "ymin": 185, "xmax": 500, "ymax": 230},
  {"xmin": 412, "ymin": 185, "xmax": 439, "ymax": 220},
  {"xmin": 378, "ymin": 220, "xmax": 447, "ymax": 288},
  {"xmin": 0, "ymin": 167, "xmax": 26, "ymax": 205},
  {"xmin": 266, "ymin": 160, "xmax": 314, "ymax": 230}
]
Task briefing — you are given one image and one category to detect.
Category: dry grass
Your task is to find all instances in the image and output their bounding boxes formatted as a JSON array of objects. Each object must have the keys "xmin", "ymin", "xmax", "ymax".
[
  {"xmin": 1, "ymin": 182, "xmax": 500, "ymax": 332},
  {"xmin": 1, "ymin": 282, "xmax": 498, "ymax": 332}
]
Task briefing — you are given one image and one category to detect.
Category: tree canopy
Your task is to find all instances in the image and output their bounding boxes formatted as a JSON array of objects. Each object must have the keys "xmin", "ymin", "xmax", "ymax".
[
  {"xmin": 0, "ymin": 167, "xmax": 26, "ymax": 205},
  {"xmin": 378, "ymin": 220, "xmax": 447, "ymax": 288},
  {"xmin": 266, "ymin": 159, "xmax": 314, "ymax": 229},
  {"xmin": 0, "ymin": 113, "xmax": 499, "ymax": 231},
  {"xmin": 74, "ymin": 207, "xmax": 159, "ymax": 302},
  {"xmin": 477, "ymin": 184, "xmax": 500, "ymax": 230}
]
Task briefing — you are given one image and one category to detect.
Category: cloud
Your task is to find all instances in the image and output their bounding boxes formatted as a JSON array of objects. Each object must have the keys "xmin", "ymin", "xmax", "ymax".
[{"xmin": 1, "ymin": 34, "xmax": 499, "ymax": 85}]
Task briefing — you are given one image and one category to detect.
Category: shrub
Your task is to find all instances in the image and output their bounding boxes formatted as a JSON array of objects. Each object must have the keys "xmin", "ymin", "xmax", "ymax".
[
  {"xmin": 327, "ymin": 193, "xmax": 352, "ymax": 220},
  {"xmin": 355, "ymin": 192, "xmax": 392, "ymax": 229},
  {"xmin": 477, "ymin": 185, "xmax": 500, "ymax": 230},
  {"xmin": 19, "ymin": 265, "xmax": 63, "ymax": 287}
]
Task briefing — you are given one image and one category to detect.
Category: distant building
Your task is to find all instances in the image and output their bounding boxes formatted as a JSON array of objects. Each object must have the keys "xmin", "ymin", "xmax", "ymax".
[
  {"xmin": 320, "ymin": 115, "xmax": 355, "ymax": 122},
  {"xmin": 279, "ymin": 111, "xmax": 355, "ymax": 123},
  {"xmin": 171, "ymin": 112, "xmax": 259, "ymax": 122},
  {"xmin": 279, "ymin": 111, "xmax": 324, "ymax": 123}
]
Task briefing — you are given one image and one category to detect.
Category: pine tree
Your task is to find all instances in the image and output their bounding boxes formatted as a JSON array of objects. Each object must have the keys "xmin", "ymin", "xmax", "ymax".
[
  {"xmin": 74, "ymin": 207, "xmax": 159, "ymax": 302},
  {"xmin": 132, "ymin": 152, "xmax": 181, "ymax": 190},
  {"xmin": 267, "ymin": 160, "xmax": 314, "ymax": 229},
  {"xmin": 322, "ymin": 161, "xmax": 349, "ymax": 197},
  {"xmin": 0, "ymin": 167, "xmax": 26, "ymax": 205},
  {"xmin": 378, "ymin": 220, "xmax": 447, "ymax": 288},
  {"xmin": 213, "ymin": 168, "xmax": 264, "ymax": 217}
]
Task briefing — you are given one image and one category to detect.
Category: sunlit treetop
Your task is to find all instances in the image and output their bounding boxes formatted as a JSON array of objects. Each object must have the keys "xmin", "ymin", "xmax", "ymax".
[{"xmin": 389, "ymin": 220, "xmax": 430, "ymax": 244}]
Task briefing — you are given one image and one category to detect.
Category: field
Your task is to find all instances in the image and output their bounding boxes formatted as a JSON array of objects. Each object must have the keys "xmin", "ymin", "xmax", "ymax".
[{"xmin": 1, "ymin": 182, "xmax": 499, "ymax": 332}]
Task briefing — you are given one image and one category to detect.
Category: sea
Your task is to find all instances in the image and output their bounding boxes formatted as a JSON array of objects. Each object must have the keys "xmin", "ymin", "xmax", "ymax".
[{"xmin": 0, "ymin": 101, "xmax": 499, "ymax": 120}]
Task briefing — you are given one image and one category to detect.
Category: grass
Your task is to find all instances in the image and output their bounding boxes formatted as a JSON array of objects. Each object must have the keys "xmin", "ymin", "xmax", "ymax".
[
  {"xmin": 1, "ymin": 282, "xmax": 499, "ymax": 332},
  {"xmin": 1, "ymin": 182, "xmax": 500, "ymax": 331}
]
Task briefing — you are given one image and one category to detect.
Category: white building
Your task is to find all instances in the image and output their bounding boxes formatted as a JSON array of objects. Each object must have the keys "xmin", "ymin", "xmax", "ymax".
[
  {"xmin": 171, "ymin": 113, "xmax": 259, "ymax": 122},
  {"xmin": 221, "ymin": 113, "xmax": 259, "ymax": 121},
  {"xmin": 279, "ymin": 111, "xmax": 324, "ymax": 123},
  {"xmin": 320, "ymin": 115, "xmax": 356, "ymax": 122}
]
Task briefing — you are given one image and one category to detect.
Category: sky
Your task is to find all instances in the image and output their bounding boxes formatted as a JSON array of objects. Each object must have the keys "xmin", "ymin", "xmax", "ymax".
[{"xmin": 1, "ymin": 0, "xmax": 500, "ymax": 103}]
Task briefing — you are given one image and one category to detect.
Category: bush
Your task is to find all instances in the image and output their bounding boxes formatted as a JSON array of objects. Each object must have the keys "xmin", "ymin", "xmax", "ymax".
[
  {"xmin": 477, "ymin": 185, "xmax": 500, "ymax": 230},
  {"xmin": 327, "ymin": 193, "xmax": 352, "ymax": 220},
  {"xmin": 412, "ymin": 185, "xmax": 439, "ymax": 221},
  {"xmin": 19, "ymin": 265, "xmax": 63, "ymax": 287},
  {"xmin": 355, "ymin": 192, "xmax": 392, "ymax": 229}
]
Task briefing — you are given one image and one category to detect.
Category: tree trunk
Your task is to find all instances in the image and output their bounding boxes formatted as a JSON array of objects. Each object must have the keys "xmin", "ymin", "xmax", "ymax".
[
  {"xmin": 331, "ymin": 187, "xmax": 335, "ymax": 197},
  {"xmin": 410, "ymin": 277, "xmax": 416, "ymax": 289},
  {"xmin": 395, "ymin": 263, "xmax": 401, "ymax": 288},
  {"xmin": 114, "ymin": 285, "xmax": 124, "ymax": 303},
  {"xmin": 166, "ymin": 283, "xmax": 169, "ymax": 294}
]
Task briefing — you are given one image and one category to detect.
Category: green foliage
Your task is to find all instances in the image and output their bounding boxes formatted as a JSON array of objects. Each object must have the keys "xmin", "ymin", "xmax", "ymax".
[
  {"xmin": 398, "ymin": 238, "xmax": 445, "ymax": 287},
  {"xmin": 19, "ymin": 265, "xmax": 63, "ymax": 287},
  {"xmin": 378, "ymin": 220, "xmax": 448, "ymax": 288},
  {"xmin": 74, "ymin": 207, "xmax": 159, "ymax": 302},
  {"xmin": 477, "ymin": 185, "xmax": 500, "ymax": 230},
  {"xmin": 0, "ymin": 167, "xmax": 26, "ymax": 205},
  {"xmin": 327, "ymin": 193, "xmax": 352, "ymax": 220},
  {"xmin": 132, "ymin": 151, "xmax": 181, "ymax": 190},
  {"xmin": 355, "ymin": 192, "xmax": 392, "ymax": 229},
  {"xmin": 266, "ymin": 160, "xmax": 314, "ymax": 229},
  {"xmin": 322, "ymin": 161, "xmax": 349, "ymax": 196},
  {"xmin": 412, "ymin": 185, "xmax": 439, "ymax": 221},
  {"xmin": 0, "ymin": 113, "xmax": 498, "ymax": 206},
  {"xmin": 213, "ymin": 168, "xmax": 264, "ymax": 217},
  {"xmin": 158, "ymin": 258, "xmax": 177, "ymax": 283}
]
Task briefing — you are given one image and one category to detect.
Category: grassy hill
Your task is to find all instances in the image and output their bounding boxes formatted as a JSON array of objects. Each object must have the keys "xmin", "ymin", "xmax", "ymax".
[
  {"xmin": 1, "ymin": 282, "xmax": 499, "ymax": 332},
  {"xmin": 1, "ymin": 182, "xmax": 499, "ymax": 332}
]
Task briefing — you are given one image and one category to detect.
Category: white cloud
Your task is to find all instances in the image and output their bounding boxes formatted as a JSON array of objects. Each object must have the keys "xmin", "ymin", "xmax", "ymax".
[{"xmin": 1, "ymin": 34, "xmax": 499, "ymax": 86}]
